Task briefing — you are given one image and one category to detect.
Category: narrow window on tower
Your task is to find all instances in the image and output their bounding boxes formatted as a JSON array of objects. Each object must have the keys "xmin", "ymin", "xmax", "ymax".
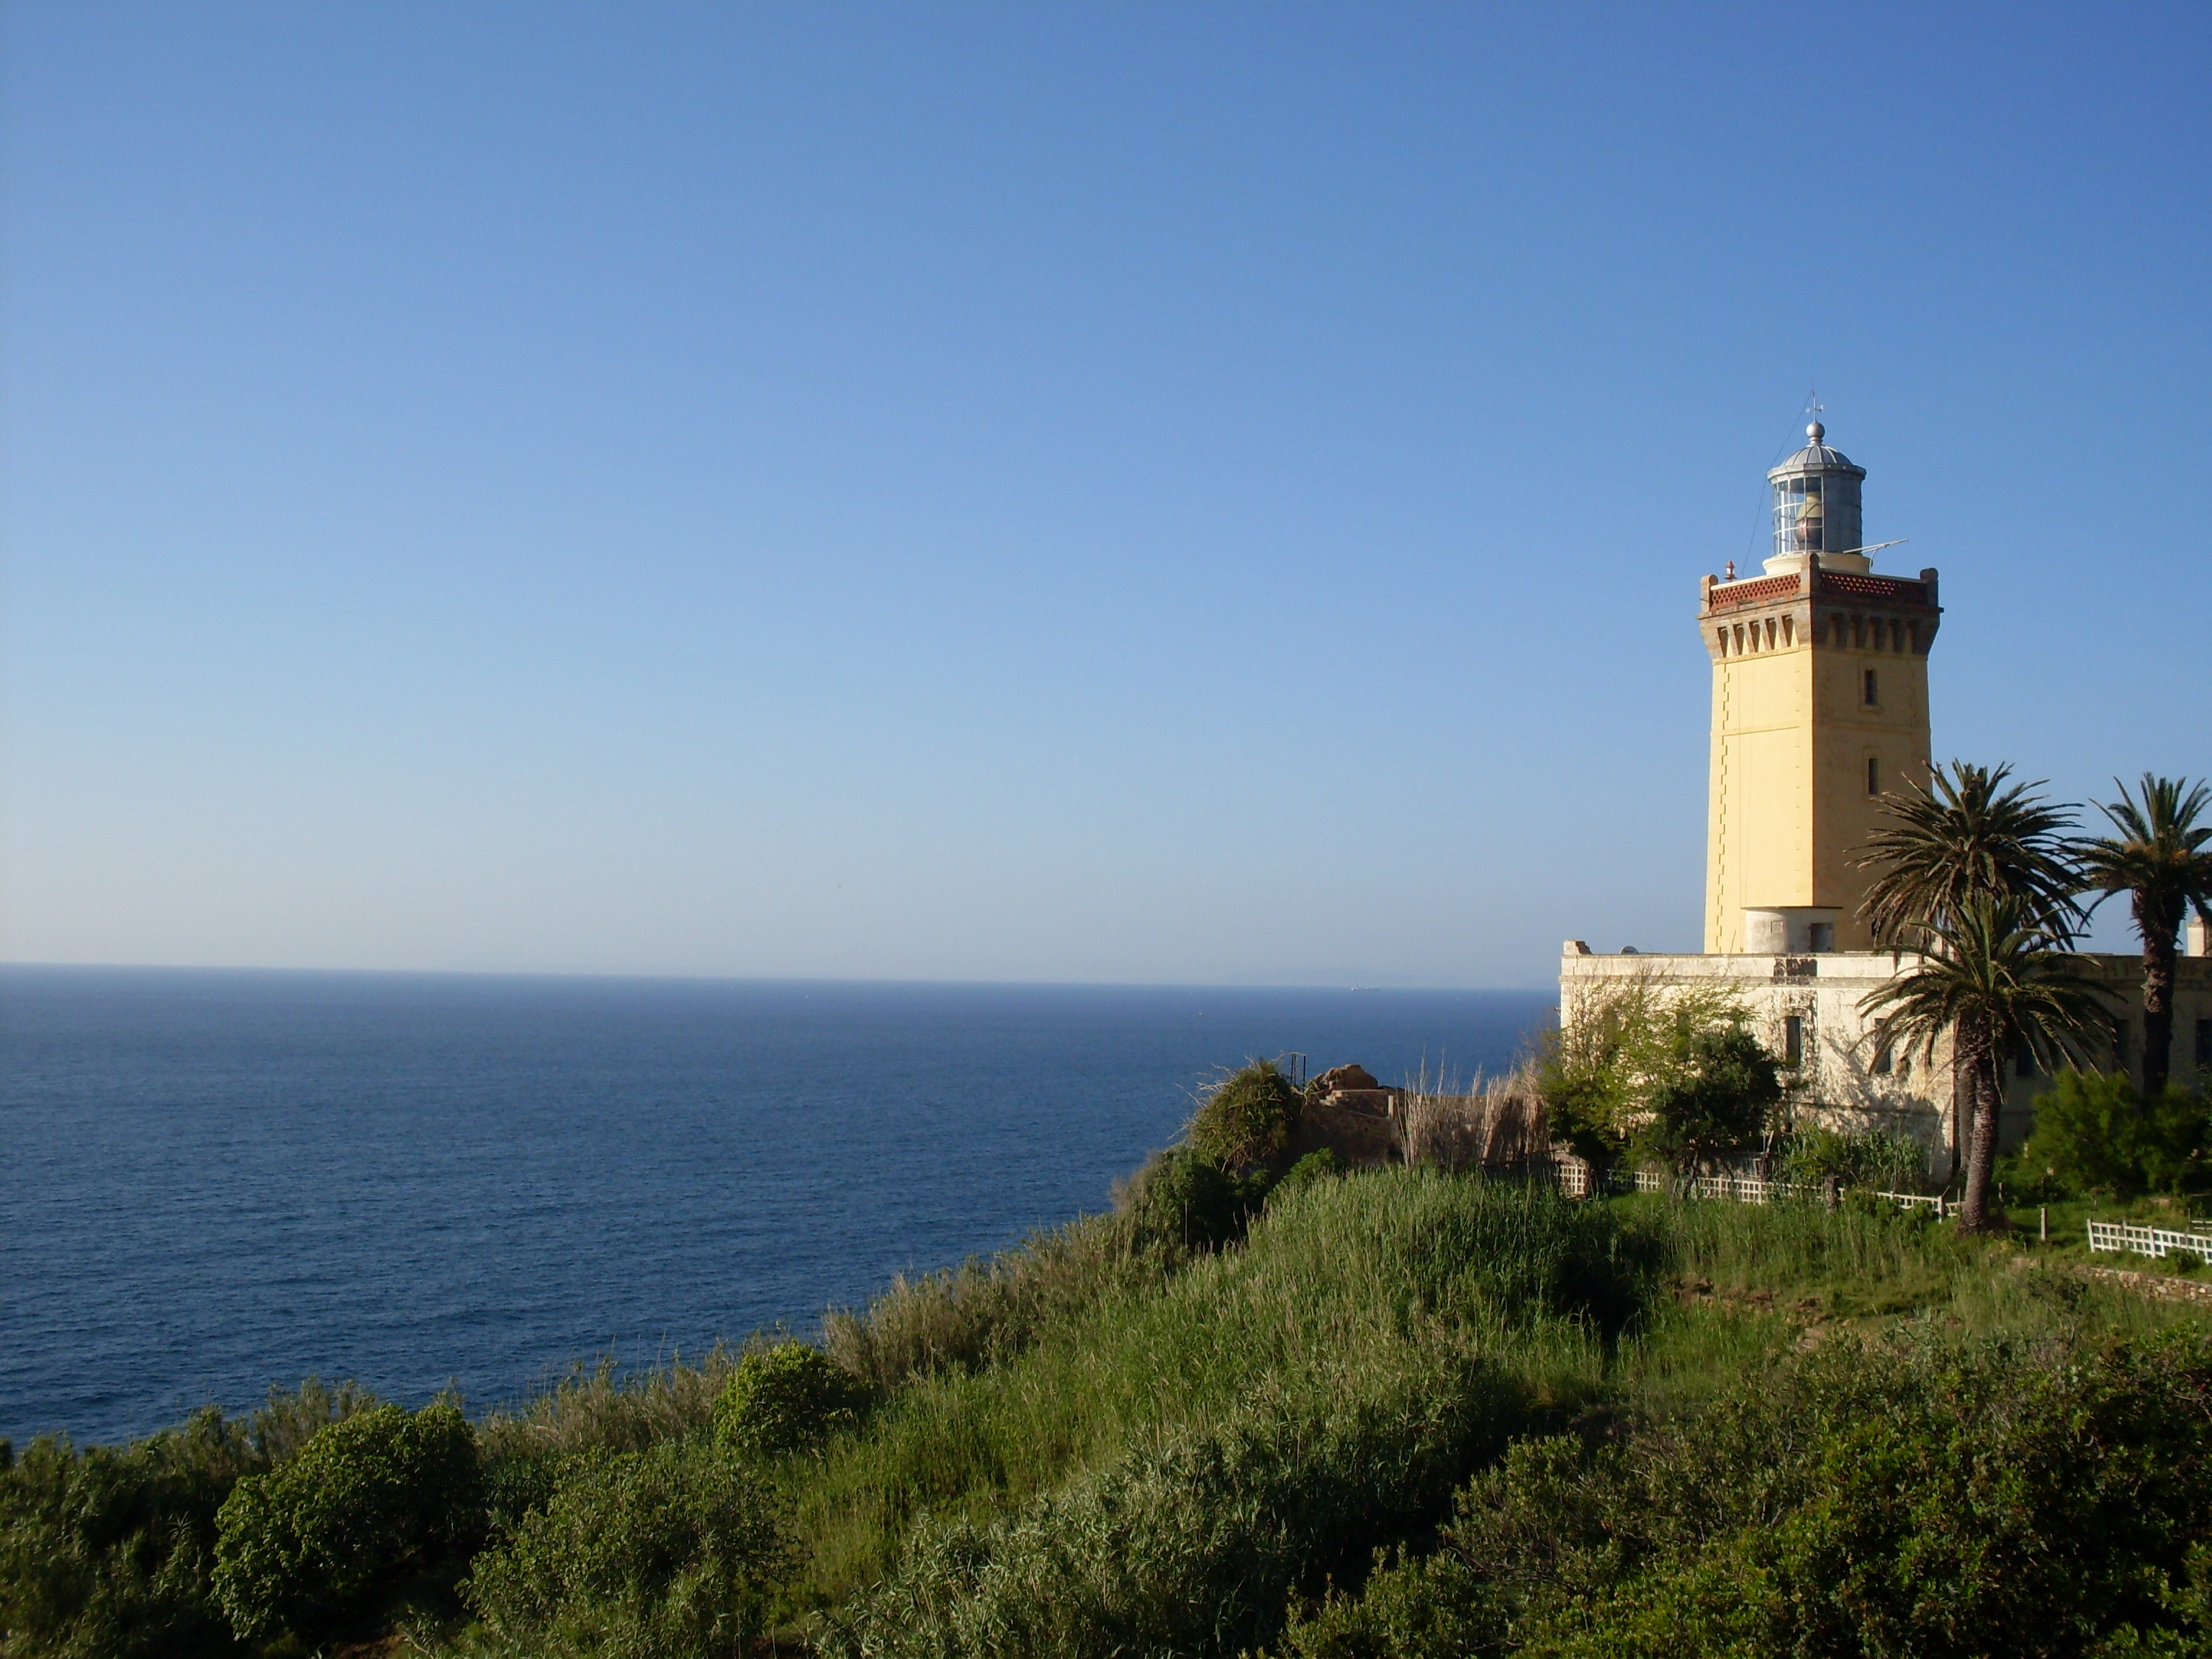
[
  {"xmin": 1871, "ymin": 1040, "xmax": 1894, "ymax": 1076},
  {"xmin": 2198, "ymin": 1018, "xmax": 2212, "ymax": 1072},
  {"xmin": 1863, "ymin": 668, "xmax": 1879, "ymax": 706},
  {"xmin": 1866, "ymin": 757, "xmax": 1881, "ymax": 796},
  {"xmin": 1784, "ymin": 1015, "xmax": 1804, "ymax": 1067}
]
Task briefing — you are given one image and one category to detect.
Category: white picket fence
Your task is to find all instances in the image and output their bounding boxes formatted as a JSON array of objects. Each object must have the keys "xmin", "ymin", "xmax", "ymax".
[
  {"xmin": 2087, "ymin": 1220, "xmax": 2212, "ymax": 1262},
  {"xmin": 1550, "ymin": 1160, "xmax": 1945, "ymax": 1215}
]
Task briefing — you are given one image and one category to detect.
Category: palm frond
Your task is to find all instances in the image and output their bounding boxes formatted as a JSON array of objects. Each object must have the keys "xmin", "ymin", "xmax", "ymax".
[{"xmin": 1853, "ymin": 760, "xmax": 2082, "ymax": 950}]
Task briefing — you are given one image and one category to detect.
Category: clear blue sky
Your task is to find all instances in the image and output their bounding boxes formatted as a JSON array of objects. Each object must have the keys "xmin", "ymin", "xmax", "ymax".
[{"xmin": 3, "ymin": 3, "xmax": 2205, "ymax": 986}]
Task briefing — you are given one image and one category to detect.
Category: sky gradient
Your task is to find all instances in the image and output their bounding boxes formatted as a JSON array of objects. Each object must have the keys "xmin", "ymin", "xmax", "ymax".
[{"xmin": 4, "ymin": 2, "xmax": 2206, "ymax": 986}]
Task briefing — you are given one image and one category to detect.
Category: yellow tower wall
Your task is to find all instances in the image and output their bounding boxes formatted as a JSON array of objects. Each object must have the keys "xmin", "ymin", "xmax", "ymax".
[
  {"xmin": 1809, "ymin": 639, "xmax": 1932, "ymax": 948},
  {"xmin": 1700, "ymin": 562, "xmax": 1941, "ymax": 953}
]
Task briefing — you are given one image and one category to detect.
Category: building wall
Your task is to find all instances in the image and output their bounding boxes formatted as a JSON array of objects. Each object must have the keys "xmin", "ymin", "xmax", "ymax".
[{"xmin": 1560, "ymin": 945, "xmax": 2212, "ymax": 1183}]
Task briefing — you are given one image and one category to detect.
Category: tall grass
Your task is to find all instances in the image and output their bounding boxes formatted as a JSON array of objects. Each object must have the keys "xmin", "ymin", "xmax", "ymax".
[
  {"xmin": 822, "ymin": 1214, "xmax": 1168, "ymax": 1390},
  {"xmin": 474, "ymin": 1350, "xmax": 741, "ymax": 1463},
  {"xmin": 786, "ymin": 1171, "xmax": 1645, "ymax": 1631}
]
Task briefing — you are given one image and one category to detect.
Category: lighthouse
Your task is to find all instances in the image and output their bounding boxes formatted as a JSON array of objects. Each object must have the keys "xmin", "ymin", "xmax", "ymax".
[{"xmin": 1699, "ymin": 424, "xmax": 1941, "ymax": 953}]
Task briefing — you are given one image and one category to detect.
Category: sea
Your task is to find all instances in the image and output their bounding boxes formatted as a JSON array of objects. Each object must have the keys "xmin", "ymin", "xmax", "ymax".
[{"xmin": 0, "ymin": 966, "xmax": 1552, "ymax": 1447}]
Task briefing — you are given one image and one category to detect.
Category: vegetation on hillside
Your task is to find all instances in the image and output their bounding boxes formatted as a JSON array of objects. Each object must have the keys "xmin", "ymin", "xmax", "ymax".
[
  {"xmin": 6, "ymin": 921, "xmax": 2211, "ymax": 1659},
  {"xmin": 11, "ymin": 1116, "xmax": 2212, "ymax": 1658}
]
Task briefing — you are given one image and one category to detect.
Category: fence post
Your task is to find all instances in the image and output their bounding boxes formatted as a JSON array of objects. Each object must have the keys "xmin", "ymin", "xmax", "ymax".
[
  {"xmin": 2039, "ymin": 1206, "xmax": 2048, "ymax": 1244},
  {"xmin": 1822, "ymin": 1175, "xmax": 1838, "ymax": 1213}
]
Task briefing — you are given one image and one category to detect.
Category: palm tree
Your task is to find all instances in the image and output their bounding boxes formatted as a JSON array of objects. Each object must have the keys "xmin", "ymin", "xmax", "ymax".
[
  {"xmin": 1861, "ymin": 896, "xmax": 2113, "ymax": 1231},
  {"xmin": 2076, "ymin": 775, "xmax": 2212, "ymax": 1095},
  {"xmin": 1855, "ymin": 761, "xmax": 2082, "ymax": 950}
]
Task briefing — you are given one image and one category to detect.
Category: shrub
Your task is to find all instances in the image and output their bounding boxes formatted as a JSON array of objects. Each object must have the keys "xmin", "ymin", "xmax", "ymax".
[
  {"xmin": 1539, "ymin": 980, "xmax": 1772, "ymax": 1174},
  {"xmin": 815, "ymin": 1343, "xmax": 1541, "ymax": 1659},
  {"xmin": 0, "ymin": 1408, "xmax": 259, "ymax": 1659},
  {"xmin": 460, "ymin": 1440, "xmax": 791, "ymax": 1658},
  {"xmin": 1293, "ymin": 1326, "xmax": 2212, "ymax": 1658},
  {"xmin": 2010, "ymin": 1069, "xmax": 2211, "ymax": 1200},
  {"xmin": 1272, "ymin": 1148, "xmax": 1344, "ymax": 1198},
  {"xmin": 0, "ymin": 1380, "xmax": 376, "ymax": 1659},
  {"xmin": 211, "ymin": 1401, "xmax": 484, "ymax": 1643},
  {"xmin": 1116, "ymin": 1145, "xmax": 1270, "ymax": 1254},
  {"xmin": 1269, "ymin": 1546, "xmax": 1503, "ymax": 1659},
  {"xmin": 1773, "ymin": 1125, "xmax": 1930, "ymax": 1195},
  {"xmin": 1186, "ymin": 1058, "xmax": 1303, "ymax": 1172},
  {"xmin": 711, "ymin": 1343, "xmax": 870, "ymax": 1459}
]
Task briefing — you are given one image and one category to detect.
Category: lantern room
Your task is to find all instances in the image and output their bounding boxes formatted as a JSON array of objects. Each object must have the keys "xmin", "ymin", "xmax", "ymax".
[{"xmin": 1767, "ymin": 421, "xmax": 1868, "ymax": 571}]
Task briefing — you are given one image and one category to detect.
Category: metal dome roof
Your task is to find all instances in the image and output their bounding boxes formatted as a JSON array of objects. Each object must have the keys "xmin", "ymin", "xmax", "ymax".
[{"xmin": 1768, "ymin": 421, "xmax": 1866, "ymax": 480}]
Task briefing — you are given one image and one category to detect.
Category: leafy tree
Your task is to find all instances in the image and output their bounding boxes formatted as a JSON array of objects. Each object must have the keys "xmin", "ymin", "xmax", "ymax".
[
  {"xmin": 1853, "ymin": 759, "xmax": 2082, "ymax": 950},
  {"xmin": 1539, "ymin": 979, "xmax": 1776, "ymax": 1182},
  {"xmin": 1635, "ymin": 1025, "xmax": 1783, "ymax": 1177},
  {"xmin": 210, "ymin": 1401, "xmax": 484, "ymax": 1644},
  {"xmin": 1185, "ymin": 1058, "xmax": 1303, "ymax": 1172},
  {"xmin": 1862, "ymin": 896, "xmax": 2113, "ymax": 1231},
  {"xmin": 2076, "ymin": 774, "xmax": 2212, "ymax": 1095},
  {"xmin": 711, "ymin": 1343, "xmax": 869, "ymax": 1459},
  {"xmin": 2010, "ymin": 1068, "xmax": 2211, "ymax": 1200}
]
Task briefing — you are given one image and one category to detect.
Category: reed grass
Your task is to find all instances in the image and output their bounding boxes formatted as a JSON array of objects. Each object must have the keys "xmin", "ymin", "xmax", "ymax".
[{"xmin": 784, "ymin": 1171, "xmax": 1637, "ymax": 1619}]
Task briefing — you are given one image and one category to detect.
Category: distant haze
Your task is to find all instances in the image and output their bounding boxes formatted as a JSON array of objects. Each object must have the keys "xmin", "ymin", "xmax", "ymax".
[{"xmin": 3, "ymin": 3, "xmax": 2201, "ymax": 984}]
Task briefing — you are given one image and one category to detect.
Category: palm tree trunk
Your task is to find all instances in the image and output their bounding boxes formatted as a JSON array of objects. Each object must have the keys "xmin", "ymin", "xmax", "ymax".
[
  {"xmin": 2139, "ymin": 891, "xmax": 2179, "ymax": 1097},
  {"xmin": 1956, "ymin": 1020, "xmax": 2002, "ymax": 1231}
]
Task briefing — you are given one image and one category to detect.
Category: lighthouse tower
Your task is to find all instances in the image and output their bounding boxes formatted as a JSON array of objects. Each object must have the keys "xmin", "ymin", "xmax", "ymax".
[{"xmin": 1700, "ymin": 425, "xmax": 1942, "ymax": 954}]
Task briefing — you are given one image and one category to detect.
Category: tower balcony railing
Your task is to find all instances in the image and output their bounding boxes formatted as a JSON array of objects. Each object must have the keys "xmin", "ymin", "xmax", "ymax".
[{"xmin": 1705, "ymin": 567, "xmax": 1933, "ymax": 615}]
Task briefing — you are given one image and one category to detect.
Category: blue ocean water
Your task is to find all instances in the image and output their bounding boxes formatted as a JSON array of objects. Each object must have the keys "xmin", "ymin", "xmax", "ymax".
[{"xmin": 0, "ymin": 966, "xmax": 1552, "ymax": 1446}]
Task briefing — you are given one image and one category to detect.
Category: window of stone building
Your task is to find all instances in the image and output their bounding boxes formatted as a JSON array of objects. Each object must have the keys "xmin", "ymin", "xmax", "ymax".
[
  {"xmin": 1784, "ymin": 1015, "xmax": 1804, "ymax": 1067},
  {"xmin": 2198, "ymin": 1017, "xmax": 2211, "ymax": 1072},
  {"xmin": 1866, "ymin": 756, "xmax": 1881, "ymax": 796},
  {"xmin": 1863, "ymin": 667, "xmax": 1879, "ymax": 706},
  {"xmin": 1871, "ymin": 1040, "xmax": 1892, "ymax": 1076}
]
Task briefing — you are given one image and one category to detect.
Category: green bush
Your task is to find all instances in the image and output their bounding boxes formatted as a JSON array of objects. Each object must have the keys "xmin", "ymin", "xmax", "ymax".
[
  {"xmin": 1539, "ymin": 981, "xmax": 1773, "ymax": 1175},
  {"xmin": 0, "ymin": 1409, "xmax": 258, "ymax": 1659},
  {"xmin": 460, "ymin": 1440, "xmax": 791, "ymax": 1658},
  {"xmin": 1186, "ymin": 1058, "xmax": 1303, "ymax": 1172},
  {"xmin": 2010, "ymin": 1069, "xmax": 2211, "ymax": 1200},
  {"xmin": 210, "ymin": 1401, "xmax": 484, "ymax": 1643},
  {"xmin": 1774, "ymin": 1125, "xmax": 1930, "ymax": 1195},
  {"xmin": 1269, "ymin": 1545, "xmax": 1502, "ymax": 1658},
  {"xmin": 0, "ymin": 1380, "xmax": 376, "ymax": 1659},
  {"xmin": 1116, "ymin": 1145, "xmax": 1271, "ymax": 1254},
  {"xmin": 711, "ymin": 1343, "xmax": 870, "ymax": 1458},
  {"xmin": 1272, "ymin": 1148, "xmax": 1344, "ymax": 1199},
  {"xmin": 1289, "ymin": 1326, "xmax": 2212, "ymax": 1658}
]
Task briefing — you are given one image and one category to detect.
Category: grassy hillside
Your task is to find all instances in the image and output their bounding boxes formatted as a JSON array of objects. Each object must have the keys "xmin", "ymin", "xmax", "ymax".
[{"xmin": 7, "ymin": 1166, "xmax": 2211, "ymax": 1658}]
